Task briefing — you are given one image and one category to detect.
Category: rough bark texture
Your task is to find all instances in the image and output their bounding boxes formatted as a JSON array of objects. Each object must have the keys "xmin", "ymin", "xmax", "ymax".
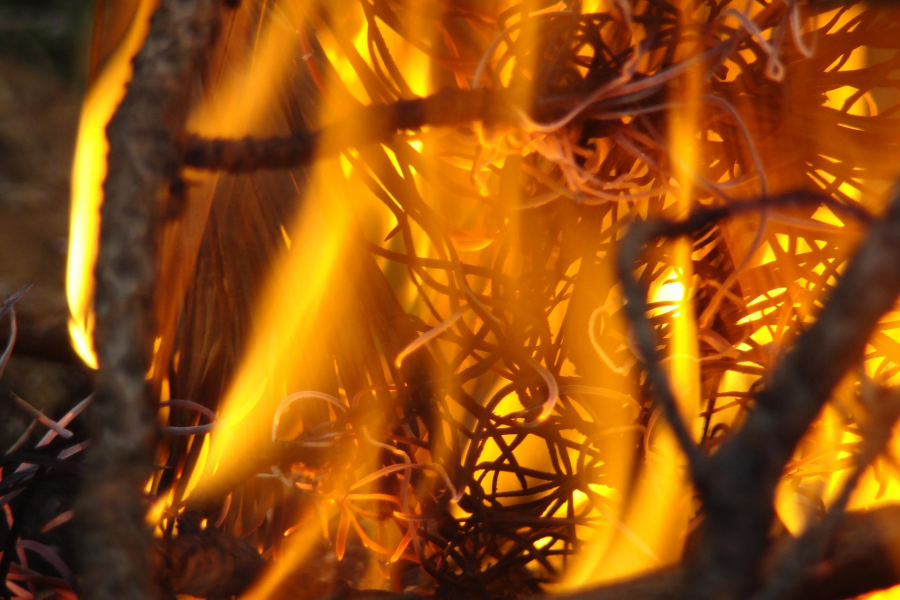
[
  {"xmin": 74, "ymin": 1, "xmax": 220, "ymax": 599},
  {"xmin": 71, "ymin": 0, "xmax": 900, "ymax": 595},
  {"xmin": 152, "ymin": 532, "xmax": 264, "ymax": 598}
]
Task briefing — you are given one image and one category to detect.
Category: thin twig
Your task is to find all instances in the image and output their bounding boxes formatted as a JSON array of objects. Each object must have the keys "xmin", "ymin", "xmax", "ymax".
[{"xmin": 183, "ymin": 88, "xmax": 501, "ymax": 172}]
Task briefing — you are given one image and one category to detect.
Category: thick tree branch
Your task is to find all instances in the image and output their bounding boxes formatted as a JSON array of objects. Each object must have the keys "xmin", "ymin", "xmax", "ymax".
[
  {"xmin": 616, "ymin": 192, "xmax": 872, "ymax": 486},
  {"xmin": 152, "ymin": 532, "xmax": 264, "ymax": 598},
  {"xmin": 74, "ymin": 1, "xmax": 220, "ymax": 599},
  {"xmin": 752, "ymin": 389, "xmax": 900, "ymax": 600}
]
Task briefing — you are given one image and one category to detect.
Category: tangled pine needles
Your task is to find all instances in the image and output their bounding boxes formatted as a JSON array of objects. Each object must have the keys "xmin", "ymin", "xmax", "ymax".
[
  {"xmin": 9, "ymin": 0, "xmax": 900, "ymax": 598},
  {"xmin": 154, "ymin": 0, "xmax": 900, "ymax": 596}
]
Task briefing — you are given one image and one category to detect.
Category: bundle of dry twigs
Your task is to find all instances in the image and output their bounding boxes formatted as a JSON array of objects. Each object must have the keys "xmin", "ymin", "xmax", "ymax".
[{"xmin": 7, "ymin": 1, "xmax": 900, "ymax": 599}]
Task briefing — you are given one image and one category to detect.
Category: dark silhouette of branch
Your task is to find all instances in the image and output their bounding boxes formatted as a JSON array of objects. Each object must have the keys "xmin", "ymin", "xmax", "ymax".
[
  {"xmin": 690, "ymin": 189, "xmax": 900, "ymax": 598},
  {"xmin": 76, "ymin": 0, "xmax": 900, "ymax": 595},
  {"xmin": 752, "ymin": 389, "xmax": 900, "ymax": 600},
  {"xmin": 617, "ymin": 189, "xmax": 900, "ymax": 599},
  {"xmin": 183, "ymin": 88, "xmax": 502, "ymax": 172},
  {"xmin": 152, "ymin": 532, "xmax": 264, "ymax": 598},
  {"xmin": 549, "ymin": 504, "xmax": 900, "ymax": 600}
]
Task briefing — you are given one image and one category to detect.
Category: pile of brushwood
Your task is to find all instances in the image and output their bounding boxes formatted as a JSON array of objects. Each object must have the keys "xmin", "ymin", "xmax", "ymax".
[{"xmin": 7, "ymin": 1, "xmax": 900, "ymax": 599}]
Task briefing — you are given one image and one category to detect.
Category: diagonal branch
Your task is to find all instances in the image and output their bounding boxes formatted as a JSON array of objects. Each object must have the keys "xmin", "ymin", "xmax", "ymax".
[
  {"xmin": 615, "ymin": 192, "xmax": 872, "ymax": 487},
  {"xmin": 751, "ymin": 388, "xmax": 900, "ymax": 600},
  {"xmin": 617, "ymin": 188, "xmax": 900, "ymax": 598},
  {"xmin": 691, "ymin": 189, "xmax": 900, "ymax": 598},
  {"xmin": 548, "ymin": 503, "xmax": 900, "ymax": 600}
]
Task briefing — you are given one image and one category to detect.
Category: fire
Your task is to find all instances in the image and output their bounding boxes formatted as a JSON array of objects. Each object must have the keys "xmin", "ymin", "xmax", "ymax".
[
  {"xmin": 768, "ymin": 10, "xmax": 900, "ymax": 600},
  {"xmin": 63, "ymin": 0, "xmax": 900, "ymax": 598},
  {"xmin": 67, "ymin": 0, "xmax": 158, "ymax": 369},
  {"xmin": 191, "ymin": 161, "xmax": 353, "ymax": 497},
  {"xmin": 771, "ymin": 2, "xmax": 879, "ymax": 527}
]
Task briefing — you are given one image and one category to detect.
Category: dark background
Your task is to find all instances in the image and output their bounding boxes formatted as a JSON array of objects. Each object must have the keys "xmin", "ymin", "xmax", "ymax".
[{"xmin": 0, "ymin": 0, "xmax": 94, "ymax": 449}]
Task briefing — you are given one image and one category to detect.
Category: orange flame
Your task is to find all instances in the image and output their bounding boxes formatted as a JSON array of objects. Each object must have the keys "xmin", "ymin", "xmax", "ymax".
[
  {"xmin": 67, "ymin": 0, "xmax": 158, "ymax": 369},
  {"xmin": 69, "ymin": 0, "xmax": 900, "ymax": 596}
]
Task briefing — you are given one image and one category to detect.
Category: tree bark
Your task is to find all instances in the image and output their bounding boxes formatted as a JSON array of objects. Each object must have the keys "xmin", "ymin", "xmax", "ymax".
[{"xmin": 74, "ymin": 1, "xmax": 220, "ymax": 599}]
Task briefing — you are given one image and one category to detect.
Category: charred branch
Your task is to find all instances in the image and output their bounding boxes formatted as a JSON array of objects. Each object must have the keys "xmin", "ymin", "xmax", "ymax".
[
  {"xmin": 46, "ymin": 0, "xmax": 900, "ymax": 598},
  {"xmin": 152, "ymin": 532, "xmax": 264, "ymax": 598},
  {"xmin": 752, "ymin": 389, "xmax": 900, "ymax": 600},
  {"xmin": 169, "ymin": 503, "xmax": 900, "ymax": 600},
  {"xmin": 692, "ymin": 188, "xmax": 900, "ymax": 598}
]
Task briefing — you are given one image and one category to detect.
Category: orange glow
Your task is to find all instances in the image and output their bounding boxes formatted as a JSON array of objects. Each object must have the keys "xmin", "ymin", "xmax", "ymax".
[
  {"xmin": 190, "ymin": 160, "xmax": 353, "ymax": 499},
  {"xmin": 562, "ymin": 6, "xmax": 704, "ymax": 587},
  {"xmin": 771, "ymin": 2, "xmax": 884, "ymax": 547},
  {"xmin": 71, "ymin": 0, "xmax": 900, "ymax": 596},
  {"xmin": 808, "ymin": 25, "xmax": 900, "ymax": 596},
  {"xmin": 67, "ymin": 0, "xmax": 158, "ymax": 369},
  {"xmin": 188, "ymin": 3, "xmax": 310, "ymax": 137},
  {"xmin": 186, "ymin": 16, "xmax": 409, "ymax": 599},
  {"xmin": 242, "ymin": 504, "xmax": 337, "ymax": 600}
]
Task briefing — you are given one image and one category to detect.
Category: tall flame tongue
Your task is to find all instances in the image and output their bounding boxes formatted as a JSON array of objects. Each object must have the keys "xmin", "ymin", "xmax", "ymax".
[
  {"xmin": 169, "ymin": 2, "xmax": 448, "ymax": 595},
  {"xmin": 67, "ymin": 0, "xmax": 158, "ymax": 369},
  {"xmin": 770, "ymin": 15, "xmax": 900, "ymax": 600}
]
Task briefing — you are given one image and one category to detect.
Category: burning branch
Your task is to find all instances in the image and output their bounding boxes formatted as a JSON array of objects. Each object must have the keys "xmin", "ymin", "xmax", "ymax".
[
  {"xmin": 616, "ymin": 192, "xmax": 873, "ymax": 483},
  {"xmin": 152, "ymin": 532, "xmax": 264, "ymax": 598},
  {"xmin": 689, "ymin": 189, "xmax": 900, "ymax": 598},
  {"xmin": 554, "ymin": 504, "xmax": 900, "ymax": 600},
  {"xmin": 73, "ymin": 1, "xmax": 221, "ymax": 599}
]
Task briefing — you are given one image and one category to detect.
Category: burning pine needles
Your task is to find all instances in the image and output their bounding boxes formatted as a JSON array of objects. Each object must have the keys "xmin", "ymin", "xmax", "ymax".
[{"xmin": 7, "ymin": 1, "xmax": 900, "ymax": 600}]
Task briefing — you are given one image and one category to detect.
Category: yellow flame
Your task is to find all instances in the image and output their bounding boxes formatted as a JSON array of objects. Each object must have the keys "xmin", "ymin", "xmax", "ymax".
[
  {"xmin": 811, "ymin": 28, "xmax": 900, "ymax": 597},
  {"xmin": 188, "ymin": 3, "xmax": 311, "ymax": 137},
  {"xmin": 242, "ymin": 503, "xmax": 338, "ymax": 600},
  {"xmin": 772, "ymin": 1, "xmax": 883, "ymax": 542},
  {"xmin": 67, "ymin": 0, "xmax": 158, "ymax": 369},
  {"xmin": 190, "ymin": 161, "xmax": 353, "ymax": 499},
  {"xmin": 612, "ymin": 39, "xmax": 704, "ymax": 585},
  {"xmin": 562, "ymin": 8, "xmax": 704, "ymax": 587},
  {"xmin": 95, "ymin": 0, "xmax": 898, "ymax": 593}
]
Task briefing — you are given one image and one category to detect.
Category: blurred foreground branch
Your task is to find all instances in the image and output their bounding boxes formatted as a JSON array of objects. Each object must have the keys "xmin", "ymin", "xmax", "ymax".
[{"xmin": 74, "ymin": 1, "xmax": 220, "ymax": 599}]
